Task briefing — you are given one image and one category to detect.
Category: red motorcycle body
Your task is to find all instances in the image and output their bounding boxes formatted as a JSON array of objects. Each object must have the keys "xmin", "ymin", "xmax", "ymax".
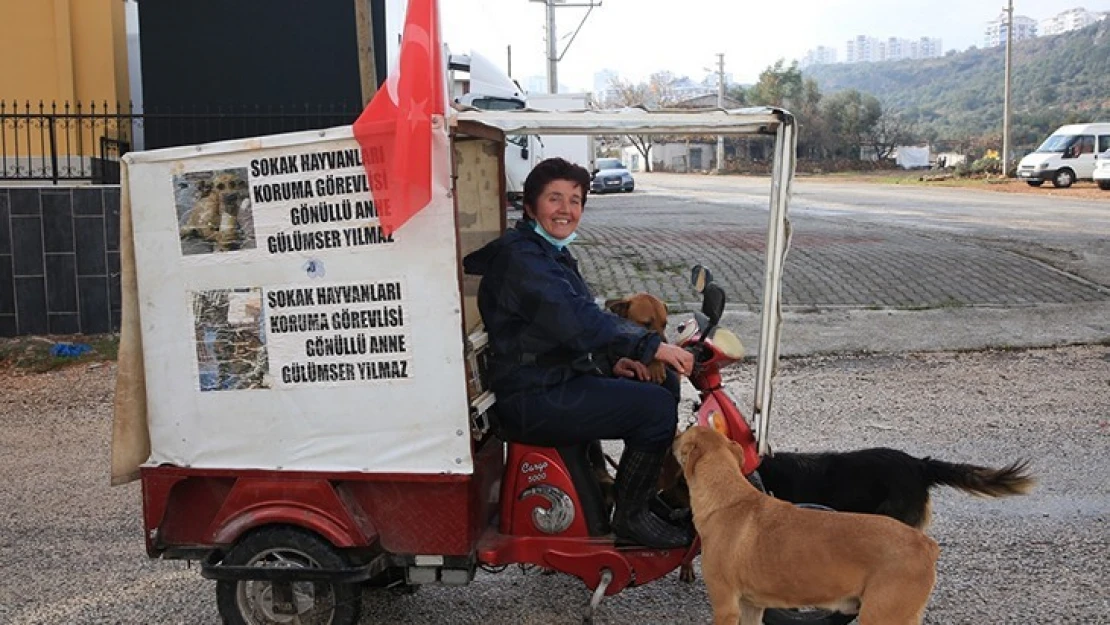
[{"xmin": 143, "ymin": 316, "xmax": 759, "ymax": 598}]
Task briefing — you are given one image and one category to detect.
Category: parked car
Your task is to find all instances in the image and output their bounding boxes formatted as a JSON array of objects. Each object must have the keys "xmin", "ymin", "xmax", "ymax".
[
  {"xmin": 590, "ymin": 157, "xmax": 635, "ymax": 193},
  {"xmin": 1095, "ymin": 150, "xmax": 1110, "ymax": 191}
]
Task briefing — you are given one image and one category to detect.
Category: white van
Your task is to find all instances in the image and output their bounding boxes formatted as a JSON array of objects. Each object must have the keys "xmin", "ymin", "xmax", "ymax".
[{"xmin": 1016, "ymin": 123, "xmax": 1110, "ymax": 188}]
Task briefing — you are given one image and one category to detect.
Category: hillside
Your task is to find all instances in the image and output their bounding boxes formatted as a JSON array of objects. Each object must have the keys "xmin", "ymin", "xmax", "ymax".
[{"xmin": 803, "ymin": 22, "xmax": 1110, "ymax": 148}]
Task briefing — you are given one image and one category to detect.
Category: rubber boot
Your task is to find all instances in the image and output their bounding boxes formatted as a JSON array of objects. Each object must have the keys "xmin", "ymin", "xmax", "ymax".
[{"xmin": 611, "ymin": 448, "xmax": 694, "ymax": 549}]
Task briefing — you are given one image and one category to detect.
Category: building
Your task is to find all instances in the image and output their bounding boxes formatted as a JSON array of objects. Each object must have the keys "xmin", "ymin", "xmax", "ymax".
[
  {"xmin": 620, "ymin": 142, "xmax": 718, "ymax": 173},
  {"xmin": 0, "ymin": 0, "xmax": 132, "ymax": 179},
  {"xmin": 914, "ymin": 36, "xmax": 943, "ymax": 58},
  {"xmin": 1039, "ymin": 7, "xmax": 1107, "ymax": 36},
  {"xmin": 593, "ymin": 68, "xmax": 620, "ymax": 104},
  {"xmin": 846, "ymin": 35, "xmax": 876, "ymax": 63},
  {"xmin": 800, "ymin": 46, "xmax": 838, "ymax": 68},
  {"xmin": 844, "ymin": 35, "xmax": 942, "ymax": 63},
  {"xmin": 0, "ymin": 0, "xmax": 131, "ymax": 106},
  {"xmin": 984, "ymin": 13, "xmax": 1037, "ymax": 48},
  {"xmin": 702, "ymin": 71, "xmax": 735, "ymax": 89}
]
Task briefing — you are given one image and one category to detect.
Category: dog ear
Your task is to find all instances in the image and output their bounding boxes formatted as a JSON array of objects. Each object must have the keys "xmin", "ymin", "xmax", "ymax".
[
  {"xmin": 680, "ymin": 440, "xmax": 704, "ymax": 478},
  {"xmin": 726, "ymin": 440, "xmax": 746, "ymax": 468},
  {"xmin": 606, "ymin": 298, "xmax": 630, "ymax": 318}
]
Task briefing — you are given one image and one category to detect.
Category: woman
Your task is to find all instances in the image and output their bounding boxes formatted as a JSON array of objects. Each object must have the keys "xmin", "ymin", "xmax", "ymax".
[{"xmin": 463, "ymin": 157, "xmax": 694, "ymax": 549}]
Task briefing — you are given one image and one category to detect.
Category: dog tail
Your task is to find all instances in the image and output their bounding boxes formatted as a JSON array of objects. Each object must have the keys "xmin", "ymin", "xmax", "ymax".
[{"xmin": 922, "ymin": 457, "xmax": 1035, "ymax": 497}]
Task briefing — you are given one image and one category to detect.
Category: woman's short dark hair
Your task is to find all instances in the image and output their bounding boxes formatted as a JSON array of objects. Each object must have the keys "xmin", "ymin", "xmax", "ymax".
[{"xmin": 522, "ymin": 157, "xmax": 590, "ymax": 217}]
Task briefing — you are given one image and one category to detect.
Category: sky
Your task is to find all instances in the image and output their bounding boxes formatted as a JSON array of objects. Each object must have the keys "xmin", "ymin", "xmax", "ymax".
[{"xmin": 440, "ymin": 0, "xmax": 1110, "ymax": 92}]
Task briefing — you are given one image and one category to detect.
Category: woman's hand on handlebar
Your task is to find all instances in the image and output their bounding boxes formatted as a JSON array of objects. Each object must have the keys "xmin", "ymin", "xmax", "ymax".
[{"xmin": 655, "ymin": 343, "xmax": 695, "ymax": 377}]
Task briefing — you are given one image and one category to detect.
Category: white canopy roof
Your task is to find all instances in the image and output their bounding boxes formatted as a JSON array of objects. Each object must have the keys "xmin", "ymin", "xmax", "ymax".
[{"xmin": 452, "ymin": 106, "xmax": 790, "ymax": 136}]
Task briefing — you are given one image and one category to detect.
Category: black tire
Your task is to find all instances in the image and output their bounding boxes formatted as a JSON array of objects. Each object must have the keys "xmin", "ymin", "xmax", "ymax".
[
  {"xmin": 763, "ymin": 610, "xmax": 856, "ymax": 625},
  {"xmin": 762, "ymin": 503, "xmax": 856, "ymax": 625},
  {"xmin": 1098, "ymin": 180, "xmax": 1110, "ymax": 191},
  {"xmin": 1026, "ymin": 180, "xmax": 1044, "ymax": 187},
  {"xmin": 216, "ymin": 526, "xmax": 361, "ymax": 625},
  {"xmin": 1052, "ymin": 169, "xmax": 1075, "ymax": 188}
]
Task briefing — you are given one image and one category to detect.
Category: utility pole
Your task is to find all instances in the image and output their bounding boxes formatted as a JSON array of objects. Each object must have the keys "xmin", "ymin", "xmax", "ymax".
[
  {"xmin": 354, "ymin": 0, "xmax": 378, "ymax": 105},
  {"xmin": 1002, "ymin": 0, "xmax": 1014, "ymax": 176},
  {"xmin": 531, "ymin": 0, "xmax": 602, "ymax": 94},
  {"xmin": 545, "ymin": 1, "xmax": 558, "ymax": 93},
  {"xmin": 716, "ymin": 52, "xmax": 725, "ymax": 173}
]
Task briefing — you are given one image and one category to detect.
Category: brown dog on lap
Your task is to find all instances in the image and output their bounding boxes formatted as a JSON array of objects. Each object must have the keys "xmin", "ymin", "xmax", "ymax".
[
  {"xmin": 605, "ymin": 293, "xmax": 670, "ymax": 384},
  {"xmin": 675, "ymin": 427, "xmax": 939, "ymax": 625}
]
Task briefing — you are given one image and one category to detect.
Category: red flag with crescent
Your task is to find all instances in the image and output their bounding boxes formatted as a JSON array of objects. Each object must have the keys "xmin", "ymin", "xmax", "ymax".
[{"xmin": 353, "ymin": 0, "xmax": 445, "ymax": 236}]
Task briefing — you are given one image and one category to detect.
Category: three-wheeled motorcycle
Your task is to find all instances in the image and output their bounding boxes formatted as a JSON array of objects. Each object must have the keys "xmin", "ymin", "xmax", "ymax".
[{"xmin": 111, "ymin": 105, "xmax": 853, "ymax": 624}]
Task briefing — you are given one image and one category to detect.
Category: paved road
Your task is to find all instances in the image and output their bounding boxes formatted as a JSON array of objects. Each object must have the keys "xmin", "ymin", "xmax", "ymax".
[{"xmin": 571, "ymin": 173, "xmax": 1109, "ymax": 309}]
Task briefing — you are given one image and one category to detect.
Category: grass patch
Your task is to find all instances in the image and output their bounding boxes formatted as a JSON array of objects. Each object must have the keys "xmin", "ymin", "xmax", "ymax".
[
  {"xmin": 0, "ymin": 334, "xmax": 119, "ymax": 373},
  {"xmin": 904, "ymin": 298, "xmax": 967, "ymax": 311},
  {"xmin": 655, "ymin": 260, "xmax": 689, "ymax": 274}
]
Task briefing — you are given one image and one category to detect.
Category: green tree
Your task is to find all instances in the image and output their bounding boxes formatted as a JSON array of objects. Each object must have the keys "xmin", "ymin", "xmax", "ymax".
[
  {"xmin": 749, "ymin": 59, "xmax": 804, "ymax": 108},
  {"xmin": 820, "ymin": 89, "xmax": 882, "ymax": 159}
]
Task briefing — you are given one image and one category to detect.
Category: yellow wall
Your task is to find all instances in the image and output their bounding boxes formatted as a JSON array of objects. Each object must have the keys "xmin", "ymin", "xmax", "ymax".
[{"xmin": 0, "ymin": 0, "xmax": 129, "ymax": 105}]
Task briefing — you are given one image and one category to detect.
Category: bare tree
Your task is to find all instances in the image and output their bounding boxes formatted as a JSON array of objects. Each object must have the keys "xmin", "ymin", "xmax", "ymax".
[
  {"xmin": 602, "ymin": 74, "xmax": 683, "ymax": 172},
  {"xmin": 866, "ymin": 109, "xmax": 918, "ymax": 160}
]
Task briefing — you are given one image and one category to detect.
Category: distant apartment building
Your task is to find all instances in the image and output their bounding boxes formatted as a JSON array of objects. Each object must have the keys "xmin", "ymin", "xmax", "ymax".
[
  {"xmin": 845, "ymin": 35, "xmax": 875, "ymax": 63},
  {"xmin": 800, "ymin": 45, "xmax": 838, "ymax": 68},
  {"xmin": 593, "ymin": 68, "xmax": 619, "ymax": 103},
  {"xmin": 1039, "ymin": 7, "xmax": 1107, "ymax": 36},
  {"xmin": 703, "ymin": 71, "xmax": 734, "ymax": 89},
  {"xmin": 844, "ymin": 35, "xmax": 942, "ymax": 63},
  {"xmin": 984, "ymin": 13, "xmax": 1037, "ymax": 47}
]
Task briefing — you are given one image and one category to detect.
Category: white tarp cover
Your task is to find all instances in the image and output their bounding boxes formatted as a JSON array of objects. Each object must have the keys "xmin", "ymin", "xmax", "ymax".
[
  {"xmin": 896, "ymin": 146, "xmax": 931, "ymax": 169},
  {"xmin": 114, "ymin": 125, "xmax": 473, "ymax": 475},
  {"xmin": 455, "ymin": 106, "xmax": 785, "ymax": 136}
]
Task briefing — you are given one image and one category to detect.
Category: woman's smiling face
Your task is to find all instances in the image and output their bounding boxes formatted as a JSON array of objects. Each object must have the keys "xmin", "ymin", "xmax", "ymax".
[{"xmin": 526, "ymin": 179, "xmax": 584, "ymax": 240}]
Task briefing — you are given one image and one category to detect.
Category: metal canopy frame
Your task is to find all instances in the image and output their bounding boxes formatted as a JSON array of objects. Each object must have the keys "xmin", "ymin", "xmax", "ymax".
[{"xmin": 453, "ymin": 106, "xmax": 796, "ymax": 456}]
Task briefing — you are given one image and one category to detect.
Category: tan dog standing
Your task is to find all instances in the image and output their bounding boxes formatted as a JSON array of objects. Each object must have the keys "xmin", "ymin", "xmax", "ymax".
[
  {"xmin": 674, "ymin": 427, "xmax": 939, "ymax": 625},
  {"xmin": 606, "ymin": 292, "xmax": 670, "ymax": 383}
]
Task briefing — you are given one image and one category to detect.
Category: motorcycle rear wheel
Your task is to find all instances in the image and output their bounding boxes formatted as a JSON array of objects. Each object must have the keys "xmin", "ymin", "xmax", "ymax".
[{"xmin": 215, "ymin": 526, "xmax": 361, "ymax": 625}]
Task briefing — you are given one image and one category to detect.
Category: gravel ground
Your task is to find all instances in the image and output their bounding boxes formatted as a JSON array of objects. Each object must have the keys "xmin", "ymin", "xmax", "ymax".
[{"xmin": 1, "ymin": 345, "xmax": 1108, "ymax": 624}]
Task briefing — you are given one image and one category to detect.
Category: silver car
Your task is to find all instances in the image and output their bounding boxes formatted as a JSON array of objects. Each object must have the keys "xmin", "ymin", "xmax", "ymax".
[{"xmin": 590, "ymin": 157, "xmax": 635, "ymax": 194}]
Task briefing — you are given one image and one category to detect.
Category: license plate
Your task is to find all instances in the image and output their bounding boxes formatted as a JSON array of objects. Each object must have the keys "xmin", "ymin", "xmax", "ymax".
[
  {"xmin": 606, "ymin": 180, "xmax": 619, "ymax": 186},
  {"xmin": 1018, "ymin": 171, "xmax": 1030, "ymax": 177}
]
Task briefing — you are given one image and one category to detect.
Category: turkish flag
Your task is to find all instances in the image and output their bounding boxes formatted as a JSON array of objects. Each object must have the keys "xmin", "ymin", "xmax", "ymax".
[{"xmin": 353, "ymin": 0, "xmax": 445, "ymax": 236}]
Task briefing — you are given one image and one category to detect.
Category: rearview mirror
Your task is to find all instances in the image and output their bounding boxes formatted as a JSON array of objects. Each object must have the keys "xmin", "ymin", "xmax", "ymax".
[
  {"xmin": 690, "ymin": 265, "xmax": 713, "ymax": 293},
  {"xmin": 702, "ymin": 283, "xmax": 726, "ymax": 327},
  {"xmin": 521, "ymin": 147, "xmax": 529, "ymax": 159}
]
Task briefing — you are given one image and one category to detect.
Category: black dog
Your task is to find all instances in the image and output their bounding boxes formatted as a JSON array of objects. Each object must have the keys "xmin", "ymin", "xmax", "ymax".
[{"xmin": 754, "ymin": 448, "xmax": 1035, "ymax": 529}]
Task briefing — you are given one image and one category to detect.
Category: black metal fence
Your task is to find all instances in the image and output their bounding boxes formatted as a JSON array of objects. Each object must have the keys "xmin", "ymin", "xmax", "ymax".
[{"xmin": 0, "ymin": 100, "xmax": 362, "ymax": 185}]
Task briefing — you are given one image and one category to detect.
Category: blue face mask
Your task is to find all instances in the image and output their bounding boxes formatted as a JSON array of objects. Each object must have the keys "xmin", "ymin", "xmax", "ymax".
[{"xmin": 532, "ymin": 220, "xmax": 578, "ymax": 250}]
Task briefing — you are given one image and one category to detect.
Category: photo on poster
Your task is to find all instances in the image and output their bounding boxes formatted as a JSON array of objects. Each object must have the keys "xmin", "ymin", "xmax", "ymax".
[
  {"xmin": 174, "ymin": 168, "xmax": 256, "ymax": 255},
  {"xmin": 191, "ymin": 288, "xmax": 270, "ymax": 391}
]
